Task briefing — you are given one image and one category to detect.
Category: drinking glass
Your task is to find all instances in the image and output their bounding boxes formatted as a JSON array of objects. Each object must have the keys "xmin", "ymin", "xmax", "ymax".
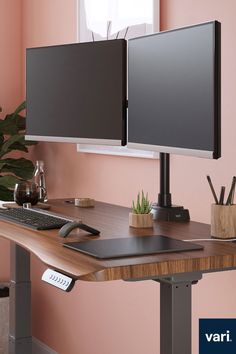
[{"xmin": 14, "ymin": 181, "xmax": 39, "ymax": 206}]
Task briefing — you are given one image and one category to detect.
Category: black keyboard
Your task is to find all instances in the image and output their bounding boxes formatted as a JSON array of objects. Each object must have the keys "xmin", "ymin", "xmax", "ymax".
[{"xmin": 0, "ymin": 208, "xmax": 71, "ymax": 230}]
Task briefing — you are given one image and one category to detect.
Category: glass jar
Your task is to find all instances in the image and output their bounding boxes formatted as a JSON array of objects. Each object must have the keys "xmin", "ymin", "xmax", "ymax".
[
  {"xmin": 14, "ymin": 181, "xmax": 39, "ymax": 206},
  {"xmin": 33, "ymin": 160, "xmax": 48, "ymax": 202}
]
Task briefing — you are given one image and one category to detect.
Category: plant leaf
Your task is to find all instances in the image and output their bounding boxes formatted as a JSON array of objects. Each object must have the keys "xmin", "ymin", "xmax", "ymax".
[
  {"xmin": 0, "ymin": 114, "xmax": 24, "ymax": 134},
  {"xmin": 0, "ymin": 118, "xmax": 19, "ymax": 135},
  {"xmin": 0, "ymin": 101, "xmax": 26, "ymax": 135},
  {"xmin": 0, "ymin": 114, "xmax": 26, "ymax": 135},
  {"xmin": 0, "ymin": 175, "xmax": 22, "ymax": 189},
  {"xmin": 0, "ymin": 185, "xmax": 14, "ymax": 201},
  {"xmin": 13, "ymin": 101, "xmax": 26, "ymax": 116},
  {"xmin": 0, "ymin": 135, "xmax": 26, "ymax": 157},
  {"xmin": 0, "ymin": 158, "xmax": 34, "ymax": 179},
  {"xmin": 132, "ymin": 190, "xmax": 151, "ymax": 214},
  {"xmin": 9, "ymin": 142, "xmax": 28, "ymax": 153},
  {"xmin": 0, "ymin": 134, "xmax": 4, "ymax": 146}
]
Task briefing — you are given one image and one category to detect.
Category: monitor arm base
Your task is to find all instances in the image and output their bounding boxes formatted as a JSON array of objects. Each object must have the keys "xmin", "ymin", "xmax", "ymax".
[{"xmin": 151, "ymin": 204, "xmax": 190, "ymax": 222}]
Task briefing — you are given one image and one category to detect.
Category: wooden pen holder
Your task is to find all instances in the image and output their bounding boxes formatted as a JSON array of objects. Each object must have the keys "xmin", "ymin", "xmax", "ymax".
[{"xmin": 211, "ymin": 204, "xmax": 236, "ymax": 239}]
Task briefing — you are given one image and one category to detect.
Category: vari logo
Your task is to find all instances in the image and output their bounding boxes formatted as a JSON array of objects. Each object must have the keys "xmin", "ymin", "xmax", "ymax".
[
  {"xmin": 205, "ymin": 329, "xmax": 232, "ymax": 342},
  {"xmin": 199, "ymin": 319, "xmax": 236, "ymax": 354}
]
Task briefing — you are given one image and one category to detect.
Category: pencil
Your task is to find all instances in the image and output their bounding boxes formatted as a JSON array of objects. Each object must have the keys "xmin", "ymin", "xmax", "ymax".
[
  {"xmin": 219, "ymin": 186, "xmax": 225, "ymax": 205},
  {"xmin": 206, "ymin": 175, "xmax": 219, "ymax": 204},
  {"xmin": 226, "ymin": 176, "xmax": 236, "ymax": 205},
  {"xmin": 231, "ymin": 182, "xmax": 236, "ymax": 205}
]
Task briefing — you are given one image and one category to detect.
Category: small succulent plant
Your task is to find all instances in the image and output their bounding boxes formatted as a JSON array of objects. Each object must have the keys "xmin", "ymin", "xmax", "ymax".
[{"xmin": 132, "ymin": 191, "xmax": 152, "ymax": 214}]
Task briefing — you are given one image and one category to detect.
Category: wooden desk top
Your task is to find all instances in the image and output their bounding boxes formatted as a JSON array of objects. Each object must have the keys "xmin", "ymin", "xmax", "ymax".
[{"xmin": 0, "ymin": 199, "xmax": 236, "ymax": 282}]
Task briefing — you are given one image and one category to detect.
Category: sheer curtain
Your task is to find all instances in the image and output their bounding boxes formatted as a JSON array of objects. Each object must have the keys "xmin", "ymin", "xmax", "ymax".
[{"xmin": 84, "ymin": 0, "xmax": 153, "ymax": 37}]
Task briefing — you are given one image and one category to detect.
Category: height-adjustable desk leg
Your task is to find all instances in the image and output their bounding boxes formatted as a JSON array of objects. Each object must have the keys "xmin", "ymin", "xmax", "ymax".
[
  {"xmin": 157, "ymin": 272, "xmax": 202, "ymax": 354},
  {"xmin": 9, "ymin": 243, "xmax": 32, "ymax": 354}
]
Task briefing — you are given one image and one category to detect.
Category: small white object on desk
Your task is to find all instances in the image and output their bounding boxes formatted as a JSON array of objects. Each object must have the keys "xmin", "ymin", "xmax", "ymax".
[
  {"xmin": 74, "ymin": 198, "xmax": 95, "ymax": 208},
  {"xmin": 0, "ymin": 200, "xmax": 15, "ymax": 209}
]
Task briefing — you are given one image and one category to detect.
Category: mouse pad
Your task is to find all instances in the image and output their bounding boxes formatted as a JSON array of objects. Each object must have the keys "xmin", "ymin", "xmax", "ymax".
[{"xmin": 63, "ymin": 235, "xmax": 203, "ymax": 259}]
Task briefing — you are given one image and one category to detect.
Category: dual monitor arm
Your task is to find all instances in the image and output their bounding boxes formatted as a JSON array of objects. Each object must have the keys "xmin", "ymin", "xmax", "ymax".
[{"xmin": 151, "ymin": 153, "xmax": 190, "ymax": 221}]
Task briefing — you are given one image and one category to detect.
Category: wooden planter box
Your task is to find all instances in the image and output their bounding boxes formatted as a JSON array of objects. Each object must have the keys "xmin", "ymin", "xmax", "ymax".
[{"xmin": 129, "ymin": 213, "xmax": 153, "ymax": 228}]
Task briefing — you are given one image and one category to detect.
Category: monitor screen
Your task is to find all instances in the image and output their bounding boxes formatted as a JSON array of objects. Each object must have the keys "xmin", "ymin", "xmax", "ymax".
[
  {"xmin": 127, "ymin": 21, "xmax": 221, "ymax": 159},
  {"xmin": 26, "ymin": 39, "xmax": 127, "ymax": 145}
]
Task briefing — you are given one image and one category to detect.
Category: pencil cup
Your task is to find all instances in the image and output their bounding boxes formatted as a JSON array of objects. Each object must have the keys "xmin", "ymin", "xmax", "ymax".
[{"xmin": 211, "ymin": 204, "xmax": 236, "ymax": 239}]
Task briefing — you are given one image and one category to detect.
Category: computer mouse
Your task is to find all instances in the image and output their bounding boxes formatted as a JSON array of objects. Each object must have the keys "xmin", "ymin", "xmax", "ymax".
[{"xmin": 59, "ymin": 221, "xmax": 100, "ymax": 238}]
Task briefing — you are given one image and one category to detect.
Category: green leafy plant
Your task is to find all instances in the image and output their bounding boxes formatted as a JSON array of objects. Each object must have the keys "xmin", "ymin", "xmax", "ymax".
[
  {"xmin": 132, "ymin": 191, "xmax": 152, "ymax": 214},
  {"xmin": 0, "ymin": 101, "xmax": 37, "ymax": 200}
]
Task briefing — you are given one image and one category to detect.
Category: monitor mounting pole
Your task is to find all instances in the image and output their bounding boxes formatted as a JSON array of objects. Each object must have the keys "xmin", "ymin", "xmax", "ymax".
[
  {"xmin": 151, "ymin": 152, "xmax": 190, "ymax": 221},
  {"xmin": 158, "ymin": 153, "xmax": 172, "ymax": 207}
]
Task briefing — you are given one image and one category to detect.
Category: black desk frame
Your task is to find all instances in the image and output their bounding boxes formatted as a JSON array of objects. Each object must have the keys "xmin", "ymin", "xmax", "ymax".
[
  {"xmin": 8, "ymin": 243, "xmax": 204, "ymax": 354},
  {"xmin": 9, "ymin": 243, "xmax": 31, "ymax": 354}
]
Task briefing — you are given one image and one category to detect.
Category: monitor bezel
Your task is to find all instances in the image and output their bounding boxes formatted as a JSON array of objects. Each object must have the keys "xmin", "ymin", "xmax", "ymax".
[
  {"xmin": 127, "ymin": 21, "xmax": 221, "ymax": 159},
  {"xmin": 25, "ymin": 39, "xmax": 127, "ymax": 146}
]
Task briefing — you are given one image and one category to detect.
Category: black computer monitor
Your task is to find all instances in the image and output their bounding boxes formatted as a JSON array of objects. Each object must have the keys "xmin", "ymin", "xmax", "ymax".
[
  {"xmin": 127, "ymin": 21, "xmax": 221, "ymax": 221},
  {"xmin": 26, "ymin": 39, "xmax": 127, "ymax": 145},
  {"xmin": 127, "ymin": 21, "xmax": 221, "ymax": 159}
]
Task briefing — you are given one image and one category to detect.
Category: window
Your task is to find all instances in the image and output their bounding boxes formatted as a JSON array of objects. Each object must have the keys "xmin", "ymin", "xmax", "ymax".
[{"xmin": 77, "ymin": 0, "xmax": 160, "ymax": 159}]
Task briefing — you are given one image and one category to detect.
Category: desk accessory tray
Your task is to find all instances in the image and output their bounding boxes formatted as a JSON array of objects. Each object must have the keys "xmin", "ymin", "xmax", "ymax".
[{"xmin": 63, "ymin": 235, "xmax": 203, "ymax": 259}]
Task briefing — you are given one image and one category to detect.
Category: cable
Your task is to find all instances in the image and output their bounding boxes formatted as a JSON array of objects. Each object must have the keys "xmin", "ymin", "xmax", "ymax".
[
  {"xmin": 124, "ymin": 26, "xmax": 129, "ymax": 39},
  {"xmin": 183, "ymin": 238, "xmax": 236, "ymax": 242},
  {"xmin": 107, "ymin": 21, "xmax": 111, "ymax": 40}
]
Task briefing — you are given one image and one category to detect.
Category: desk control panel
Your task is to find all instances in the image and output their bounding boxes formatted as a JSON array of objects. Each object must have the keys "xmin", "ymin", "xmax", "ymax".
[{"xmin": 42, "ymin": 269, "xmax": 75, "ymax": 292}]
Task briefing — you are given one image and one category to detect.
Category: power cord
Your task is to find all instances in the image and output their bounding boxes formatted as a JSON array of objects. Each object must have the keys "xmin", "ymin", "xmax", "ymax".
[{"xmin": 183, "ymin": 238, "xmax": 236, "ymax": 242}]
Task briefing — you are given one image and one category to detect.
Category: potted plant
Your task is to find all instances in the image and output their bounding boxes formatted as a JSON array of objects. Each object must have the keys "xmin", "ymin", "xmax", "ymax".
[
  {"xmin": 129, "ymin": 191, "xmax": 153, "ymax": 228},
  {"xmin": 0, "ymin": 102, "xmax": 36, "ymax": 200}
]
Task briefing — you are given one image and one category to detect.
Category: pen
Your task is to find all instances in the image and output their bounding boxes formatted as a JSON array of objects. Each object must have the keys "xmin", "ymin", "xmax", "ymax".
[
  {"xmin": 230, "ymin": 177, "xmax": 236, "ymax": 205},
  {"xmin": 206, "ymin": 175, "xmax": 219, "ymax": 204},
  {"xmin": 219, "ymin": 186, "xmax": 225, "ymax": 205},
  {"xmin": 64, "ymin": 200, "xmax": 74, "ymax": 204},
  {"xmin": 226, "ymin": 176, "xmax": 236, "ymax": 205}
]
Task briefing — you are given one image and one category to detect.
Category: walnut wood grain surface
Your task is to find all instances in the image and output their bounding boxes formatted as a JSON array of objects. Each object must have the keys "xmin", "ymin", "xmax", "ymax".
[{"xmin": 1, "ymin": 199, "xmax": 236, "ymax": 281}]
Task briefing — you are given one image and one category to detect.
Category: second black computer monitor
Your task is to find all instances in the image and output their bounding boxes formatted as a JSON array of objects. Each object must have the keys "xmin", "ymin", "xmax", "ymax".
[{"xmin": 128, "ymin": 21, "xmax": 221, "ymax": 159}]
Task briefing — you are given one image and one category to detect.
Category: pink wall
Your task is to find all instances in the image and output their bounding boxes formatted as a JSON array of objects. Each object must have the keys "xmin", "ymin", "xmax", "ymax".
[
  {"xmin": 0, "ymin": 0, "xmax": 23, "ymax": 112},
  {"xmin": 0, "ymin": 0, "xmax": 23, "ymax": 281},
  {"xmin": 0, "ymin": 0, "xmax": 235, "ymax": 353}
]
